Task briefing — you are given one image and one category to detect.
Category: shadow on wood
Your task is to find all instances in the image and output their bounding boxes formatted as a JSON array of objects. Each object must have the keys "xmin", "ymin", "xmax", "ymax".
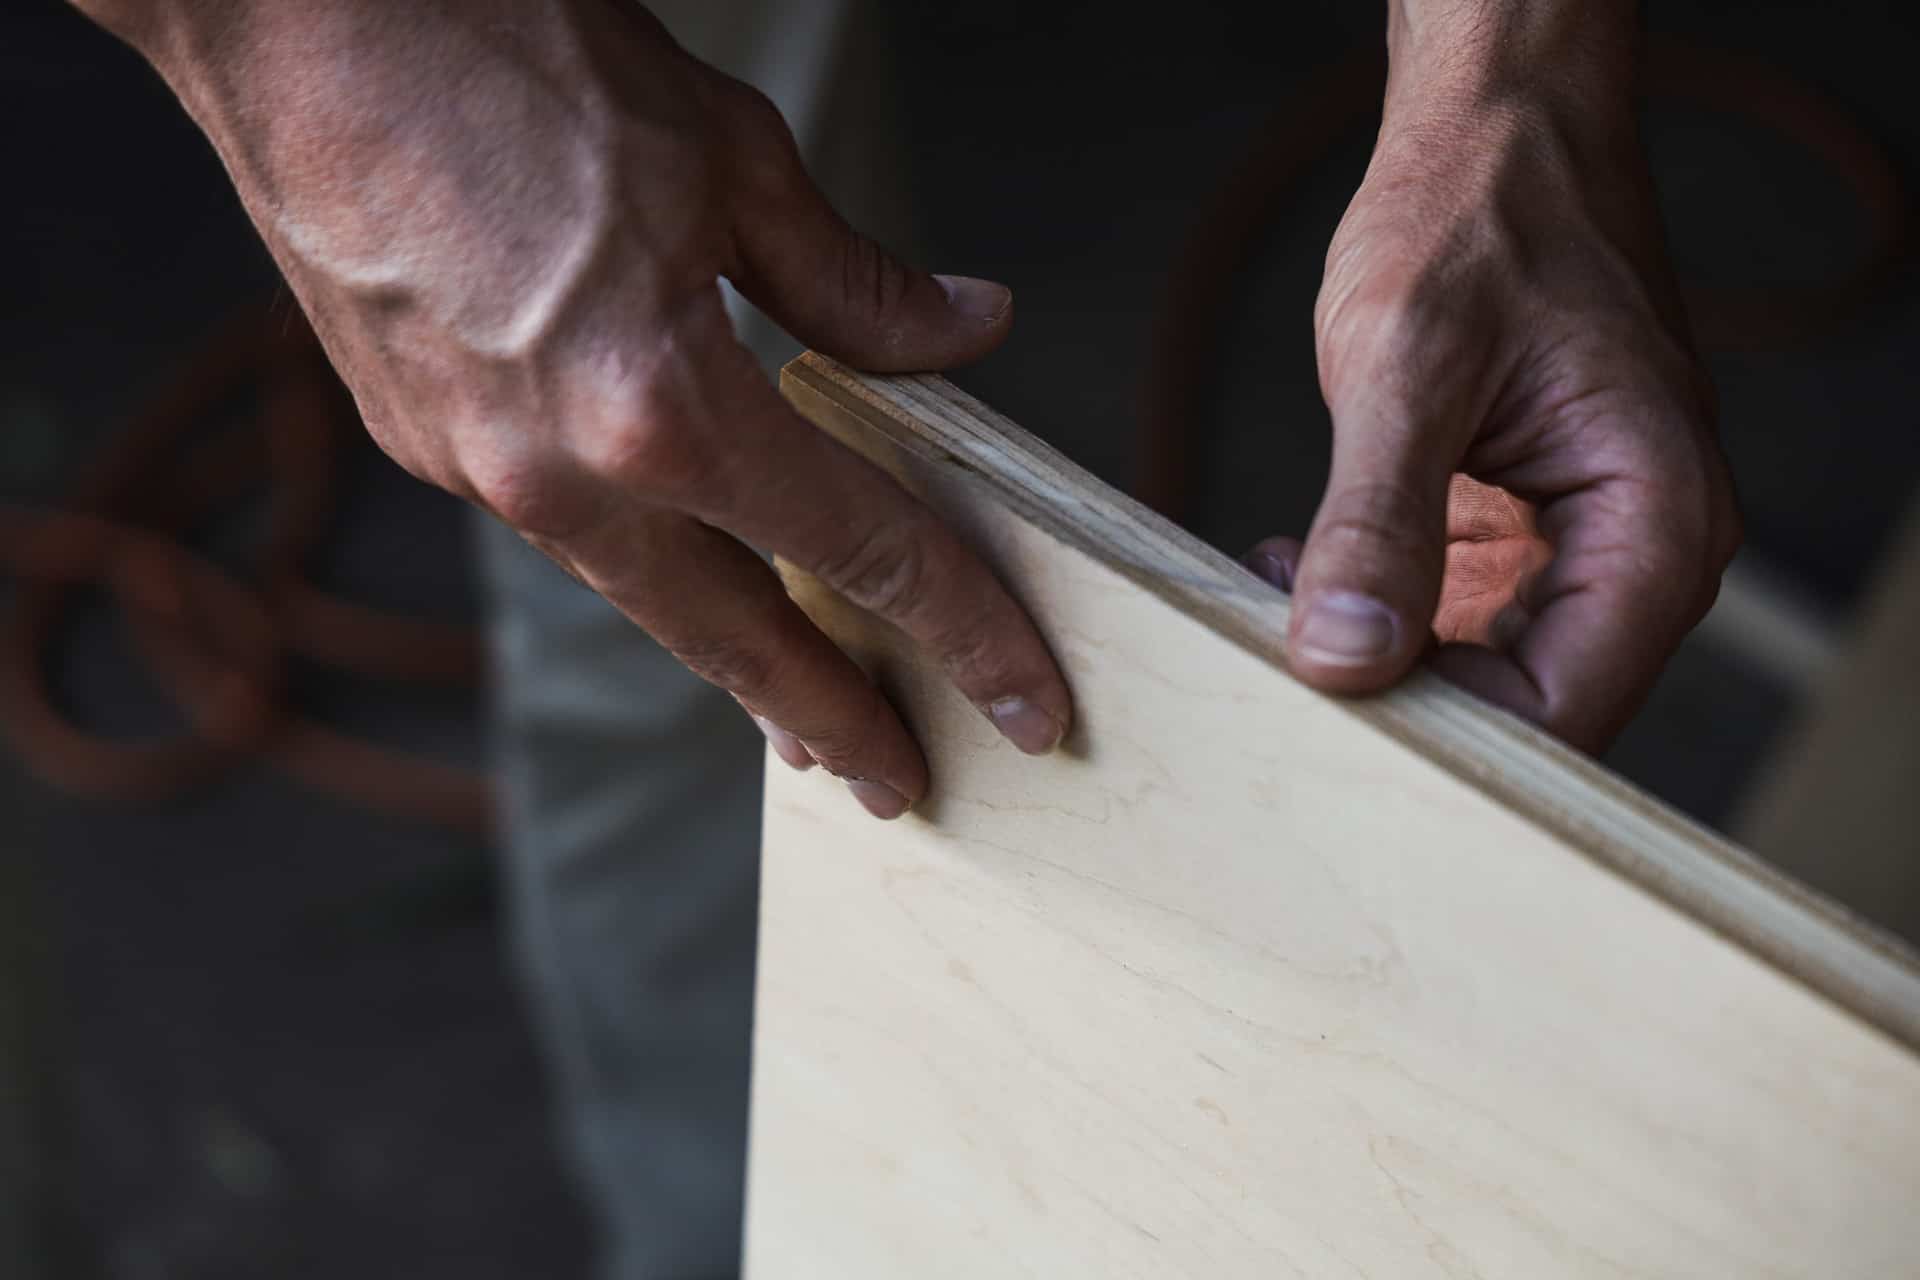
[{"xmin": 746, "ymin": 353, "xmax": 1920, "ymax": 1278}]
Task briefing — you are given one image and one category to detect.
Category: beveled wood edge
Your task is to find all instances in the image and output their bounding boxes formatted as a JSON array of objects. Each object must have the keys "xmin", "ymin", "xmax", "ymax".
[{"xmin": 782, "ymin": 350, "xmax": 1920, "ymax": 1055}]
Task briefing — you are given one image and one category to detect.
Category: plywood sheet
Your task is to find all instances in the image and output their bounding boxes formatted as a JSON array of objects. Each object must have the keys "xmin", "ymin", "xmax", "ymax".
[{"xmin": 744, "ymin": 354, "xmax": 1920, "ymax": 1278}]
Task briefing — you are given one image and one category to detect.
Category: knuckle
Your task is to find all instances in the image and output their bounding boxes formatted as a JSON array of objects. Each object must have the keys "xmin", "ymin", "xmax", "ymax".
[
  {"xmin": 575, "ymin": 372, "xmax": 708, "ymax": 499},
  {"xmin": 794, "ymin": 721, "xmax": 867, "ymax": 776},
  {"xmin": 787, "ymin": 691, "xmax": 893, "ymax": 779},
  {"xmin": 673, "ymin": 633, "xmax": 778, "ymax": 702},
  {"xmin": 923, "ymin": 610, "xmax": 1038, "ymax": 705},
  {"xmin": 1314, "ymin": 274, "xmax": 1436, "ymax": 390},
  {"xmin": 816, "ymin": 523, "xmax": 932, "ymax": 621},
  {"xmin": 840, "ymin": 232, "xmax": 910, "ymax": 328},
  {"xmin": 1314, "ymin": 243, "xmax": 1503, "ymax": 414},
  {"xmin": 927, "ymin": 618, "xmax": 1007, "ymax": 691},
  {"xmin": 460, "ymin": 440, "xmax": 587, "ymax": 539},
  {"xmin": 1314, "ymin": 481, "xmax": 1438, "ymax": 559}
]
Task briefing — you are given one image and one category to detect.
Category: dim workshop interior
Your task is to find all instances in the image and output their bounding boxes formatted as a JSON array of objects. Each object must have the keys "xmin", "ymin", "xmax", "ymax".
[{"xmin": 6, "ymin": 0, "xmax": 1920, "ymax": 1276}]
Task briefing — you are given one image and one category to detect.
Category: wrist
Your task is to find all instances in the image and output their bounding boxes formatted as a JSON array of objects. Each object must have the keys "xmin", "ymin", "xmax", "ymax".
[{"xmin": 1384, "ymin": 0, "xmax": 1640, "ymax": 142}]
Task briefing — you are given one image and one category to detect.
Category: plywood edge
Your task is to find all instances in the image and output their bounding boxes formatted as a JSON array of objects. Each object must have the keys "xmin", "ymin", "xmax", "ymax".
[{"xmin": 781, "ymin": 350, "xmax": 1920, "ymax": 1054}]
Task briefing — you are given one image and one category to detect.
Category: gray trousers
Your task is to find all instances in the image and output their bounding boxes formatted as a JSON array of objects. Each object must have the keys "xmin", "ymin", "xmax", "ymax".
[{"xmin": 479, "ymin": 5, "xmax": 864, "ymax": 1276}]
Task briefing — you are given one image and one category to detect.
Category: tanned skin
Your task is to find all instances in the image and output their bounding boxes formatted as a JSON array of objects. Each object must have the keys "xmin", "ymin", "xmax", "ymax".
[{"xmin": 68, "ymin": 0, "xmax": 1736, "ymax": 816}]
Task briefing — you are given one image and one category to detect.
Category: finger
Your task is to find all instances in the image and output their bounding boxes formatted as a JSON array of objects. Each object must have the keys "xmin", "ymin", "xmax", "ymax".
[
  {"xmin": 601, "ymin": 298, "xmax": 1073, "ymax": 756},
  {"xmin": 681, "ymin": 339, "xmax": 1072, "ymax": 753},
  {"xmin": 718, "ymin": 86, "xmax": 1012, "ymax": 372},
  {"xmin": 1433, "ymin": 476, "xmax": 1551, "ymax": 647},
  {"xmin": 1437, "ymin": 534, "xmax": 1549, "ymax": 649},
  {"xmin": 750, "ymin": 712, "xmax": 816, "ymax": 772},
  {"xmin": 1287, "ymin": 406, "xmax": 1455, "ymax": 694},
  {"xmin": 1428, "ymin": 477, "xmax": 1718, "ymax": 752},
  {"xmin": 1242, "ymin": 536, "xmax": 1303, "ymax": 592},
  {"xmin": 557, "ymin": 505, "xmax": 929, "ymax": 819}
]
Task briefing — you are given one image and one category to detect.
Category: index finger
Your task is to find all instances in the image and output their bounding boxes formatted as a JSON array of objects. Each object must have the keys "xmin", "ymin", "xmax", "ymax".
[{"xmin": 670, "ymin": 332, "xmax": 1074, "ymax": 756}]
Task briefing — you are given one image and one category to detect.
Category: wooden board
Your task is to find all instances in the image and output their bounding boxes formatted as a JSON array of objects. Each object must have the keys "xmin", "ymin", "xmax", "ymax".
[{"xmin": 744, "ymin": 353, "xmax": 1920, "ymax": 1278}]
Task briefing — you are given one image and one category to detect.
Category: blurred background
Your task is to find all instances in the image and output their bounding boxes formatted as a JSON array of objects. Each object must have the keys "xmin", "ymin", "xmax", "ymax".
[{"xmin": 4, "ymin": 0, "xmax": 1917, "ymax": 1274}]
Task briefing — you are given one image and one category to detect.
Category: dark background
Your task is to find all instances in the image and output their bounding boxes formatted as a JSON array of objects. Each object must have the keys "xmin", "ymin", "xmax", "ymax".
[{"xmin": 5, "ymin": 0, "xmax": 1917, "ymax": 1275}]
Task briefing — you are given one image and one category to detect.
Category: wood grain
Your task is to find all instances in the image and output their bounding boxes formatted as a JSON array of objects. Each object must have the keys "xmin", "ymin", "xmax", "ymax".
[{"xmin": 744, "ymin": 353, "xmax": 1920, "ymax": 1278}]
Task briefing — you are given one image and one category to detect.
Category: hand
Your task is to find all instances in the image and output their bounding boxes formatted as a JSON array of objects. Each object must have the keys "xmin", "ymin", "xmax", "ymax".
[
  {"xmin": 91, "ymin": 0, "xmax": 1072, "ymax": 818},
  {"xmin": 1247, "ymin": 10, "xmax": 1739, "ymax": 752}
]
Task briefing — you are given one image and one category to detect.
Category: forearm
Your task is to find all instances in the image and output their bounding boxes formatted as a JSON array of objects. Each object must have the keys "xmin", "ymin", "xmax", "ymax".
[
  {"xmin": 62, "ymin": 0, "xmax": 615, "ymax": 173},
  {"xmin": 1362, "ymin": 0, "xmax": 1655, "ymax": 248},
  {"xmin": 62, "ymin": 0, "xmax": 243, "ymax": 80},
  {"xmin": 64, "ymin": 0, "xmax": 408, "ymax": 178},
  {"xmin": 63, "ymin": 0, "xmax": 644, "ymax": 354},
  {"xmin": 1386, "ymin": 0, "xmax": 1640, "ymax": 121}
]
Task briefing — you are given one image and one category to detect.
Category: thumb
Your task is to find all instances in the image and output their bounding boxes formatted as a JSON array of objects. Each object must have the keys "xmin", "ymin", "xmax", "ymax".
[
  {"xmin": 722, "ymin": 104, "xmax": 1011, "ymax": 372},
  {"xmin": 1287, "ymin": 413, "xmax": 1453, "ymax": 694}
]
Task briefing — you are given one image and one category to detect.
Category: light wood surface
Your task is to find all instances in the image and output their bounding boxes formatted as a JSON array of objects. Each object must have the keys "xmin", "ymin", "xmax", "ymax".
[{"xmin": 744, "ymin": 353, "xmax": 1920, "ymax": 1278}]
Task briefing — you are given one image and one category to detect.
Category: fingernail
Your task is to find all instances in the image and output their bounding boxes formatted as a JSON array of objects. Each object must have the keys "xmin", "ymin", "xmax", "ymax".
[
  {"xmin": 987, "ymin": 695, "xmax": 1064, "ymax": 754},
  {"xmin": 1294, "ymin": 592, "xmax": 1398, "ymax": 666},
  {"xmin": 847, "ymin": 778, "xmax": 910, "ymax": 820},
  {"xmin": 752, "ymin": 715, "xmax": 815, "ymax": 772},
  {"xmin": 1245, "ymin": 550, "xmax": 1294, "ymax": 592},
  {"xmin": 934, "ymin": 274, "xmax": 1012, "ymax": 324}
]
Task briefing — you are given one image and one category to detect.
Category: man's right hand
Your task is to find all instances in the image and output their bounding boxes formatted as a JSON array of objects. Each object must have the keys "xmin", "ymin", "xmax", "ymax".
[{"xmin": 79, "ymin": 0, "xmax": 1073, "ymax": 819}]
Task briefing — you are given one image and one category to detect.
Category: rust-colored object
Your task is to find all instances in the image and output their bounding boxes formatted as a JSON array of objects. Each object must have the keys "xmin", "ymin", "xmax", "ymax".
[{"xmin": 0, "ymin": 307, "xmax": 494, "ymax": 836}]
